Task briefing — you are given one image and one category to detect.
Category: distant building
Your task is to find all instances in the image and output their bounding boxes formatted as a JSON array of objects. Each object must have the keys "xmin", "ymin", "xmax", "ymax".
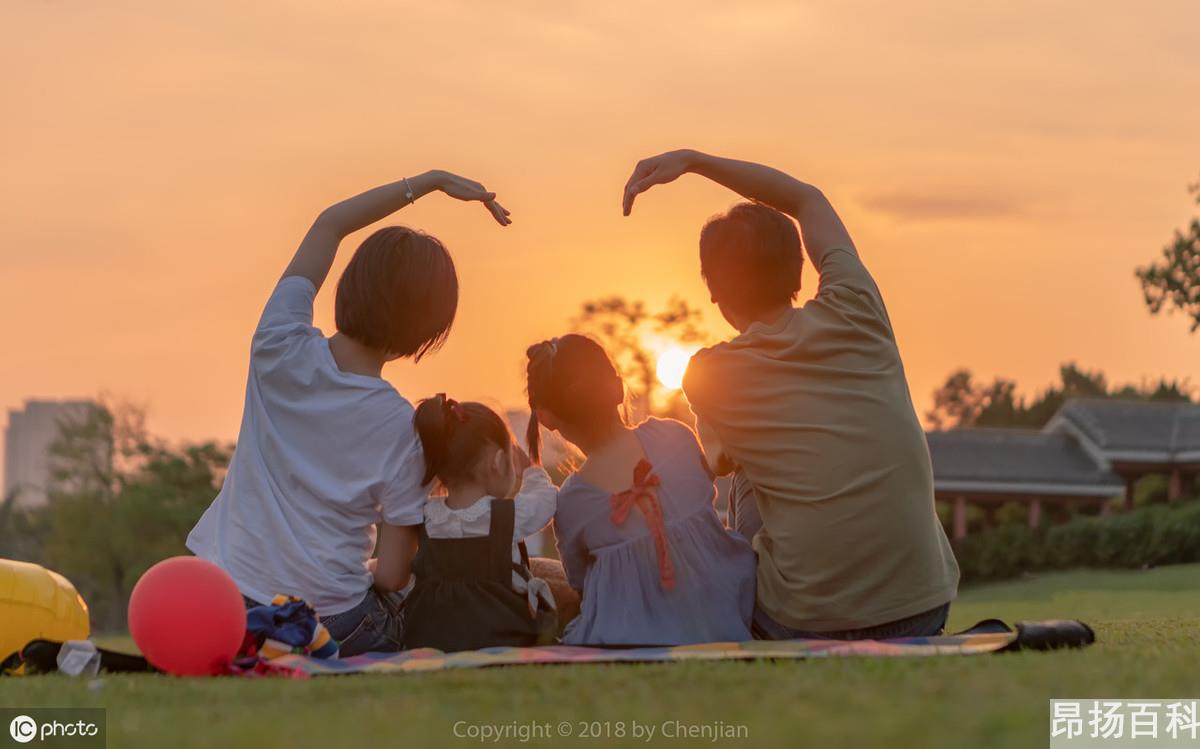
[
  {"xmin": 1047, "ymin": 399, "xmax": 1200, "ymax": 504},
  {"xmin": 927, "ymin": 429, "xmax": 1124, "ymax": 542},
  {"xmin": 928, "ymin": 398, "xmax": 1200, "ymax": 542},
  {"xmin": 3, "ymin": 399, "xmax": 99, "ymax": 507}
]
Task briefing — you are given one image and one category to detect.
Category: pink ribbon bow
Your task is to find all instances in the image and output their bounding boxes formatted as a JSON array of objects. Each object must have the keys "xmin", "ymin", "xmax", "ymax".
[{"xmin": 609, "ymin": 459, "xmax": 675, "ymax": 591}]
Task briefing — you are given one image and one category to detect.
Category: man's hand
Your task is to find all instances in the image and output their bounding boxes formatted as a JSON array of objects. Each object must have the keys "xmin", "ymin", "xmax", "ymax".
[
  {"xmin": 620, "ymin": 150, "xmax": 854, "ymax": 266},
  {"xmin": 622, "ymin": 149, "xmax": 699, "ymax": 216},
  {"xmin": 431, "ymin": 170, "xmax": 512, "ymax": 226}
]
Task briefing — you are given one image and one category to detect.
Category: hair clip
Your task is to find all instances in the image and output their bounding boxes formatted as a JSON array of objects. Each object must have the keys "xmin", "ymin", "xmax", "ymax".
[{"xmin": 441, "ymin": 395, "xmax": 468, "ymax": 423}]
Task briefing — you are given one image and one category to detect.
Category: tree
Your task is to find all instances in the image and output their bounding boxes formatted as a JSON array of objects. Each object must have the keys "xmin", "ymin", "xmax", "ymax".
[
  {"xmin": 0, "ymin": 488, "xmax": 47, "ymax": 562},
  {"xmin": 571, "ymin": 295, "xmax": 709, "ymax": 419},
  {"xmin": 926, "ymin": 370, "xmax": 1016, "ymax": 430},
  {"xmin": 1137, "ymin": 177, "xmax": 1200, "ymax": 331},
  {"xmin": 927, "ymin": 363, "xmax": 1192, "ymax": 430},
  {"xmin": 38, "ymin": 400, "xmax": 232, "ymax": 630}
]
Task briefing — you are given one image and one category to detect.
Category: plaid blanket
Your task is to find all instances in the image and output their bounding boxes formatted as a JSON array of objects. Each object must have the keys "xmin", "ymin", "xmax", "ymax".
[{"xmin": 272, "ymin": 631, "xmax": 1020, "ymax": 675}]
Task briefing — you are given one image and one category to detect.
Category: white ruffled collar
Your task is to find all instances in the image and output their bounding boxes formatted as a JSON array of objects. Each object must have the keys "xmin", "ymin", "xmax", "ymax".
[{"xmin": 424, "ymin": 496, "xmax": 495, "ymax": 522}]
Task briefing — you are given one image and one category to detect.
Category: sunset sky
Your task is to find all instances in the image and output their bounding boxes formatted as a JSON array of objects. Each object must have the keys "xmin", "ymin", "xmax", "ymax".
[{"xmin": 3, "ymin": 1, "xmax": 1199, "ymax": 478}]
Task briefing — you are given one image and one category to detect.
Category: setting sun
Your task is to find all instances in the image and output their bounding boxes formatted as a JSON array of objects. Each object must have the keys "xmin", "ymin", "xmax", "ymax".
[{"xmin": 656, "ymin": 347, "xmax": 697, "ymax": 391}]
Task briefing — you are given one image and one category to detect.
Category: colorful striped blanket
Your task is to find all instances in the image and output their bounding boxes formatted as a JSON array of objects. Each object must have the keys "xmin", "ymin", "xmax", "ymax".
[
  {"xmin": 273, "ymin": 630, "xmax": 1029, "ymax": 676},
  {"xmin": 6, "ymin": 621, "xmax": 1091, "ymax": 678}
]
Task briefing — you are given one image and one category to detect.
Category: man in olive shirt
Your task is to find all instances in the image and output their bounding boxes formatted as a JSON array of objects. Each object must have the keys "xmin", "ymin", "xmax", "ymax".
[{"xmin": 622, "ymin": 150, "xmax": 959, "ymax": 638}]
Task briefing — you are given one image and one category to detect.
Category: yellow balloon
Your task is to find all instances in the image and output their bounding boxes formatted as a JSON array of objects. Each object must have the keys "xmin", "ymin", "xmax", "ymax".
[{"xmin": 0, "ymin": 558, "xmax": 90, "ymax": 661}]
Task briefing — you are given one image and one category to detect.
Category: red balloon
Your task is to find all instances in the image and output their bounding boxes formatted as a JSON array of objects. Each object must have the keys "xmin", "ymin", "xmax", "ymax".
[{"xmin": 128, "ymin": 557, "xmax": 245, "ymax": 676}]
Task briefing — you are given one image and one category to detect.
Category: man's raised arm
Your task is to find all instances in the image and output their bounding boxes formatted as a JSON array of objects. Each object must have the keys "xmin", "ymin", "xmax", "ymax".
[{"xmin": 622, "ymin": 149, "xmax": 854, "ymax": 267}]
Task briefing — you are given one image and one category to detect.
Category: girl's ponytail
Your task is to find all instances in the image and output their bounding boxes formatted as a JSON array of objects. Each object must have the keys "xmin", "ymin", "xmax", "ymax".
[
  {"xmin": 524, "ymin": 340, "xmax": 558, "ymax": 465},
  {"xmin": 413, "ymin": 394, "xmax": 513, "ymax": 487},
  {"xmin": 413, "ymin": 393, "xmax": 452, "ymax": 485}
]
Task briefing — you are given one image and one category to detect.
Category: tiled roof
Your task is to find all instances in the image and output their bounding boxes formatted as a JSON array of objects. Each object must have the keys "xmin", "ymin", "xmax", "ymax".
[
  {"xmin": 1051, "ymin": 398, "xmax": 1200, "ymax": 457},
  {"xmin": 926, "ymin": 428, "xmax": 1123, "ymax": 496}
]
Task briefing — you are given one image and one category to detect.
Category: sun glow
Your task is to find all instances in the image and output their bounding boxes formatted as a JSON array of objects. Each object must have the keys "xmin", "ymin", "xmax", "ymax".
[{"xmin": 656, "ymin": 346, "xmax": 697, "ymax": 391}]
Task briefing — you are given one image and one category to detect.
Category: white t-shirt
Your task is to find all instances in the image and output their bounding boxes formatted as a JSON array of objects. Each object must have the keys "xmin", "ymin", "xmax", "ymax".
[{"xmin": 187, "ymin": 276, "xmax": 428, "ymax": 615}]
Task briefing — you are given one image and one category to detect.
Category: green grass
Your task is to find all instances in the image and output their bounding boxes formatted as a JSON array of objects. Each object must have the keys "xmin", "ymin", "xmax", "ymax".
[{"xmin": 4, "ymin": 565, "xmax": 1198, "ymax": 748}]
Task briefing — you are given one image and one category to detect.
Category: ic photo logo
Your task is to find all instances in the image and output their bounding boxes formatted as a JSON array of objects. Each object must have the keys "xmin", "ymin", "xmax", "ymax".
[
  {"xmin": 5, "ymin": 712, "xmax": 103, "ymax": 745},
  {"xmin": 8, "ymin": 715, "xmax": 37, "ymax": 744}
]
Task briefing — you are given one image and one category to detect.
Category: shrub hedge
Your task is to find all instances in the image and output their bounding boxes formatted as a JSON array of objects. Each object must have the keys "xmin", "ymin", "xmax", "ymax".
[{"xmin": 955, "ymin": 499, "xmax": 1200, "ymax": 583}]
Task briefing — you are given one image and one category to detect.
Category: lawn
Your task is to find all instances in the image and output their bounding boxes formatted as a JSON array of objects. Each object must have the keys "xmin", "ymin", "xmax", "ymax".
[{"xmin": 3, "ymin": 565, "xmax": 1198, "ymax": 748}]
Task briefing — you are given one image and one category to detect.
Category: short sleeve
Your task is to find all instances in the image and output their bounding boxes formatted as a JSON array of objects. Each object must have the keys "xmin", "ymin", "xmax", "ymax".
[
  {"xmin": 682, "ymin": 346, "xmax": 722, "ymax": 420},
  {"xmin": 252, "ymin": 276, "xmax": 317, "ymax": 351},
  {"xmin": 816, "ymin": 248, "xmax": 877, "ymax": 298},
  {"xmin": 814, "ymin": 248, "xmax": 892, "ymax": 330},
  {"xmin": 643, "ymin": 417, "xmax": 713, "ymax": 477},
  {"xmin": 379, "ymin": 439, "xmax": 429, "ymax": 526},
  {"xmin": 552, "ymin": 483, "xmax": 591, "ymax": 592},
  {"xmin": 512, "ymin": 467, "xmax": 558, "ymax": 541}
]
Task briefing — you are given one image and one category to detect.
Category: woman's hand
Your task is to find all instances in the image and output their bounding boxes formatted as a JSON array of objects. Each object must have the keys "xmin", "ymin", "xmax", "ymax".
[
  {"xmin": 622, "ymin": 149, "xmax": 700, "ymax": 216},
  {"xmin": 431, "ymin": 170, "xmax": 512, "ymax": 226}
]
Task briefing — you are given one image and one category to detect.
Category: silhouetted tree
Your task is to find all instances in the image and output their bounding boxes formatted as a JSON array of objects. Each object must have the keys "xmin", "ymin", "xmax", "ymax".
[
  {"xmin": 0, "ymin": 488, "xmax": 47, "ymax": 562},
  {"xmin": 1137, "ymin": 176, "xmax": 1200, "ymax": 331},
  {"xmin": 36, "ymin": 400, "xmax": 232, "ymax": 630},
  {"xmin": 571, "ymin": 295, "xmax": 708, "ymax": 418},
  {"xmin": 926, "ymin": 370, "xmax": 1016, "ymax": 430},
  {"xmin": 927, "ymin": 363, "xmax": 1192, "ymax": 430}
]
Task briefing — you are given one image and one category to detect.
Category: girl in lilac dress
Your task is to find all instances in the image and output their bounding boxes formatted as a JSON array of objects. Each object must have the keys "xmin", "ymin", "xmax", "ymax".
[{"xmin": 525, "ymin": 334, "xmax": 755, "ymax": 645}]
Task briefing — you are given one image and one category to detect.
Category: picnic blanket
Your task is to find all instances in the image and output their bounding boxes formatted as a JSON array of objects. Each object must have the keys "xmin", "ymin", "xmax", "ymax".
[
  {"xmin": 5, "ymin": 620, "xmax": 1093, "ymax": 677},
  {"xmin": 270, "ymin": 619, "xmax": 1094, "ymax": 676}
]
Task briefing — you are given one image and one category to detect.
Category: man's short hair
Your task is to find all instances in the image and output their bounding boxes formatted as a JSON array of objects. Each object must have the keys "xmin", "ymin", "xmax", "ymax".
[
  {"xmin": 699, "ymin": 202, "xmax": 803, "ymax": 318},
  {"xmin": 335, "ymin": 226, "xmax": 458, "ymax": 360}
]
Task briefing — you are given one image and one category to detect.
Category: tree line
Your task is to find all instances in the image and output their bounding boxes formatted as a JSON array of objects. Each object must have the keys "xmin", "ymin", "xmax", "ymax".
[
  {"xmin": 926, "ymin": 363, "xmax": 1192, "ymax": 430},
  {"xmin": 926, "ymin": 173, "xmax": 1200, "ymax": 430},
  {"xmin": 1, "ymin": 402, "xmax": 232, "ymax": 631}
]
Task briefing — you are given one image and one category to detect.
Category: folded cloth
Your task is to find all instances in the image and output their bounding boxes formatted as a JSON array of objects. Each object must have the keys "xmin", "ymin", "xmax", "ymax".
[{"xmin": 246, "ymin": 595, "xmax": 339, "ymax": 660}]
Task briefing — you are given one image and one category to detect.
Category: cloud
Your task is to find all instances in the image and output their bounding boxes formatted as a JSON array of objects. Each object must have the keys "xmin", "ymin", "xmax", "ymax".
[{"xmin": 859, "ymin": 190, "xmax": 1026, "ymax": 222}]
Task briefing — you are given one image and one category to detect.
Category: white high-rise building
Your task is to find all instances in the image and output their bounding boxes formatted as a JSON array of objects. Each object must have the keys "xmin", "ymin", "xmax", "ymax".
[{"xmin": 3, "ymin": 399, "xmax": 99, "ymax": 507}]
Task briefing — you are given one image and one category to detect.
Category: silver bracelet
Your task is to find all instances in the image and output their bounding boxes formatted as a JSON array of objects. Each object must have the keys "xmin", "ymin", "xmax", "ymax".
[{"xmin": 403, "ymin": 176, "xmax": 415, "ymax": 203}]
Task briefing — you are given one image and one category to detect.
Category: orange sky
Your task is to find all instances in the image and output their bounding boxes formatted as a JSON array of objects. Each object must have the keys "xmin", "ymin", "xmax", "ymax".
[{"xmin": 3, "ymin": 1, "xmax": 1199, "ymax": 477}]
